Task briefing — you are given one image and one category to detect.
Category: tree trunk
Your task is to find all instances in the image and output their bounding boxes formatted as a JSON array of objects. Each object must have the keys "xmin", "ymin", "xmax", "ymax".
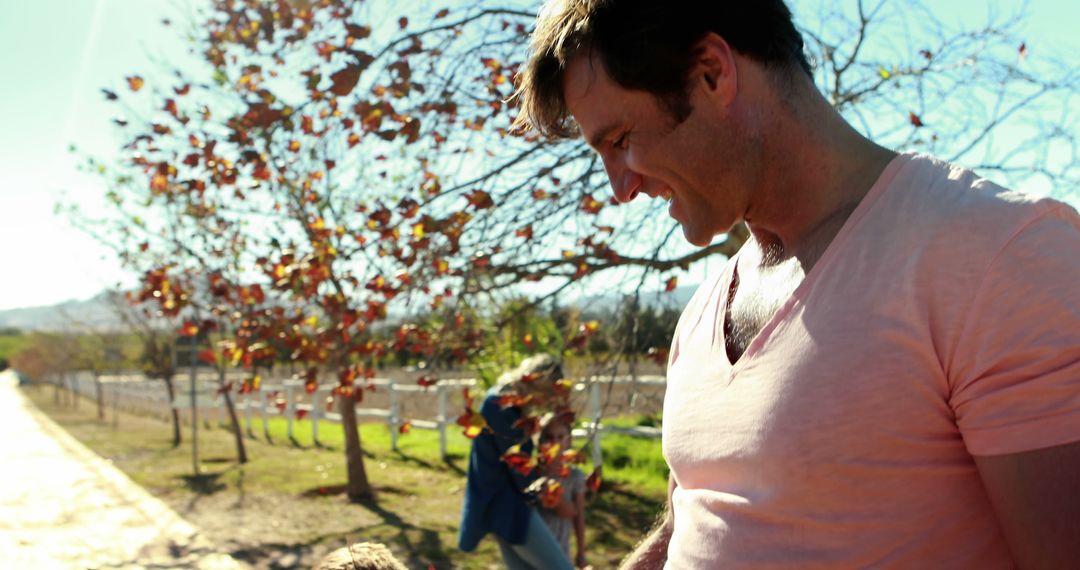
[
  {"xmin": 70, "ymin": 374, "xmax": 80, "ymax": 410},
  {"xmin": 94, "ymin": 373, "xmax": 105, "ymax": 421},
  {"xmin": 163, "ymin": 376, "xmax": 182, "ymax": 447},
  {"xmin": 219, "ymin": 367, "xmax": 248, "ymax": 464},
  {"xmin": 338, "ymin": 392, "xmax": 373, "ymax": 501}
]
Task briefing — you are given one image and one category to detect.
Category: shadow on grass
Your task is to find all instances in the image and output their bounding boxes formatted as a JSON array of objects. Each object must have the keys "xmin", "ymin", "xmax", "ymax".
[
  {"xmin": 281, "ymin": 484, "xmax": 455, "ymax": 568},
  {"xmin": 180, "ymin": 472, "xmax": 227, "ymax": 495},
  {"xmin": 587, "ymin": 482, "xmax": 664, "ymax": 548},
  {"xmin": 358, "ymin": 450, "xmax": 467, "ymax": 477},
  {"xmin": 228, "ymin": 485, "xmax": 455, "ymax": 569},
  {"xmin": 442, "ymin": 454, "xmax": 467, "ymax": 476},
  {"xmin": 299, "ymin": 484, "xmax": 413, "ymax": 499}
]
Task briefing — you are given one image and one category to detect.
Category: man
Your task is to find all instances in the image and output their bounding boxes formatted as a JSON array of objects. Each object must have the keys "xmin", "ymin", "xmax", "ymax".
[{"xmin": 514, "ymin": 1, "xmax": 1080, "ymax": 568}]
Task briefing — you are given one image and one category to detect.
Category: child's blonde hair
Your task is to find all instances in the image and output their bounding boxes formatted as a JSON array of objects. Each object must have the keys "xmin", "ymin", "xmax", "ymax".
[
  {"xmin": 313, "ymin": 542, "xmax": 408, "ymax": 570},
  {"xmin": 495, "ymin": 353, "xmax": 565, "ymax": 396}
]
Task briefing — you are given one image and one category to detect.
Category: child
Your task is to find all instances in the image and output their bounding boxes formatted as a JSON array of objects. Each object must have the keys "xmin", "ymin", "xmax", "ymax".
[
  {"xmin": 537, "ymin": 411, "xmax": 588, "ymax": 568},
  {"xmin": 313, "ymin": 541, "xmax": 408, "ymax": 570}
]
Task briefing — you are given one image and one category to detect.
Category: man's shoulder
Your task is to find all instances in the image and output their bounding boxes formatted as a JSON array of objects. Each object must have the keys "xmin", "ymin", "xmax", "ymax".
[
  {"xmin": 871, "ymin": 153, "xmax": 1077, "ymax": 255},
  {"xmin": 892, "ymin": 153, "xmax": 1067, "ymax": 222}
]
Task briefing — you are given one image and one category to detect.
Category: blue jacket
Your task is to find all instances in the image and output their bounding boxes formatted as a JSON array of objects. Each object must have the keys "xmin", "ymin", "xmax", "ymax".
[{"xmin": 458, "ymin": 386, "xmax": 537, "ymax": 551}]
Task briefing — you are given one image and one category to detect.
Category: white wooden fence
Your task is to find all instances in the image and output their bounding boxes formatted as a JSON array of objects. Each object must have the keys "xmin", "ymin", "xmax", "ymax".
[{"xmin": 56, "ymin": 370, "xmax": 664, "ymax": 466}]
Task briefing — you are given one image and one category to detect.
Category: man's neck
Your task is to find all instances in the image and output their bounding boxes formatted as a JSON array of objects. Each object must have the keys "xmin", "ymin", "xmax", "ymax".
[{"xmin": 744, "ymin": 91, "xmax": 896, "ymax": 268}]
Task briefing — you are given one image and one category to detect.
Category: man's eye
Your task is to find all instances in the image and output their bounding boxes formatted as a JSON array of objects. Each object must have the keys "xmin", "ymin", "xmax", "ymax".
[{"xmin": 613, "ymin": 133, "xmax": 628, "ymax": 149}]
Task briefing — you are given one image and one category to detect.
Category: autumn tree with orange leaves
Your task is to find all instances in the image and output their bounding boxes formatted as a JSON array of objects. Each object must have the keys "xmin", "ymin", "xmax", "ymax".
[{"xmin": 83, "ymin": 0, "xmax": 1077, "ymax": 501}]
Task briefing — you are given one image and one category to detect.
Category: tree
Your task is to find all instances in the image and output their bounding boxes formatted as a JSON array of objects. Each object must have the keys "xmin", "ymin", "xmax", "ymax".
[
  {"xmin": 79, "ymin": 0, "xmax": 1077, "ymax": 500},
  {"xmin": 107, "ymin": 289, "xmax": 186, "ymax": 445}
]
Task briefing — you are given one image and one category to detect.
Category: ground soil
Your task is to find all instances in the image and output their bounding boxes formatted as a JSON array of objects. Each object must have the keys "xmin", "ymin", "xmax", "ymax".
[{"xmin": 27, "ymin": 385, "xmax": 665, "ymax": 569}]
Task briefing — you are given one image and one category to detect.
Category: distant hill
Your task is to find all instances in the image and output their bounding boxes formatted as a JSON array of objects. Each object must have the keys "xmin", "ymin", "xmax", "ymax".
[
  {"xmin": 572, "ymin": 284, "xmax": 699, "ymax": 315},
  {"xmin": 0, "ymin": 291, "xmax": 127, "ymax": 332},
  {"xmin": 0, "ymin": 281, "xmax": 706, "ymax": 333}
]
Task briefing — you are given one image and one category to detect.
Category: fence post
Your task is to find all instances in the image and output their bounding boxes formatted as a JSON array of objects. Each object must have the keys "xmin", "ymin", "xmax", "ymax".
[
  {"xmin": 161, "ymin": 380, "xmax": 169, "ymax": 422},
  {"xmin": 111, "ymin": 382, "xmax": 119, "ymax": 429},
  {"xmin": 437, "ymin": 384, "xmax": 448, "ymax": 461},
  {"xmin": 590, "ymin": 381, "xmax": 602, "ymax": 468},
  {"xmin": 311, "ymin": 385, "xmax": 321, "ymax": 445},
  {"xmin": 389, "ymin": 383, "xmax": 399, "ymax": 452},
  {"xmin": 244, "ymin": 391, "xmax": 253, "ymax": 437},
  {"xmin": 285, "ymin": 383, "xmax": 296, "ymax": 441},
  {"xmin": 261, "ymin": 390, "xmax": 270, "ymax": 440}
]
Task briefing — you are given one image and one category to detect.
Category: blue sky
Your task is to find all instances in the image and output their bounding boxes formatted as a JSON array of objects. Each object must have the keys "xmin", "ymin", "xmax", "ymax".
[
  {"xmin": 0, "ymin": 0, "xmax": 1077, "ymax": 312},
  {"xmin": 0, "ymin": 0, "xmax": 201, "ymax": 312}
]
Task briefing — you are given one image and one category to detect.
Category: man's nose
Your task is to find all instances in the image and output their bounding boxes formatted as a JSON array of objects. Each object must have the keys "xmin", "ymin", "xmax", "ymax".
[{"xmin": 605, "ymin": 160, "xmax": 643, "ymax": 204}]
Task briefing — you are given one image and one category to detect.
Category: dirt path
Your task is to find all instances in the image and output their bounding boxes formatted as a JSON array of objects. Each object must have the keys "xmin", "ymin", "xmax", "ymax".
[{"xmin": 0, "ymin": 370, "xmax": 243, "ymax": 569}]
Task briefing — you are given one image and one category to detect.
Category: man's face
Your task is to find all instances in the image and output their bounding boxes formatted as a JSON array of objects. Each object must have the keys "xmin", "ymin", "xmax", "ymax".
[{"xmin": 562, "ymin": 53, "xmax": 753, "ymax": 247}]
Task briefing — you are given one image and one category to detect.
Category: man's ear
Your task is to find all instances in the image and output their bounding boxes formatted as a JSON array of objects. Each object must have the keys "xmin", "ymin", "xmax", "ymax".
[{"xmin": 693, "ymin": 32, "xmax": 738, "ymax": 105}]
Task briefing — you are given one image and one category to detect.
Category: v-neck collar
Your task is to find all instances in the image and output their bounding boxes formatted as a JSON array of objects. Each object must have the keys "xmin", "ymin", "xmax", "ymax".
[{"xmin": 717, "ymin": 153, "xmax": 910, "ymax": 373}]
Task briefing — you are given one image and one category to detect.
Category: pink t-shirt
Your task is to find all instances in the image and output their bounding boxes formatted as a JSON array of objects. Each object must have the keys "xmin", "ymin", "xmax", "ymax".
[{"xmin": 662, "ymin": 153, "xmax": 1080, "ymax": 568}]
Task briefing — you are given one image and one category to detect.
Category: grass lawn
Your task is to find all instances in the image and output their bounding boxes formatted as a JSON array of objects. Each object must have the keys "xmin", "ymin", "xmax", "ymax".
[{"xmin": 25, "ymin": 386, "xmax": 666, "ymax": 569}]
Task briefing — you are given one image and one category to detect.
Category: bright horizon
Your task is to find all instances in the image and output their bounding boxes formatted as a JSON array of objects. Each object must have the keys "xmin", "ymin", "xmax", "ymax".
[{"xmin": 1, "ymin": 0, "xmax": 1077, "ymax": 313}]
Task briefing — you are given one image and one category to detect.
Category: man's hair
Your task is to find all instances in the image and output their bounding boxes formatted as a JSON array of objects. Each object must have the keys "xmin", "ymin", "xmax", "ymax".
[
  {"xmin": 313, "ymin": 542, "xmax": 408, "ymax": 570},
  {"xmin": 514, "ymin": 0, "xmax": 812, "ymax": 138}
]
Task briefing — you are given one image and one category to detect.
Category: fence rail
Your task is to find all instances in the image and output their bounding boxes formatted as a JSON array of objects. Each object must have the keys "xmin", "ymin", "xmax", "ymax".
[{"xmin": 53, "ymin": 370, "xmax": 665, "ymax": 465}]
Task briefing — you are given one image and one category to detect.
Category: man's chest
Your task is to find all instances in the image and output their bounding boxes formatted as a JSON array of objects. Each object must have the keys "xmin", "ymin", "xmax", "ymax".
[
  {"xmin": 725, "ymin": 259, "xmax": 805, "ymax": 363},
  {"xmin": 665, "ymin": 275, "xmax": 961, "ymax": 493}
]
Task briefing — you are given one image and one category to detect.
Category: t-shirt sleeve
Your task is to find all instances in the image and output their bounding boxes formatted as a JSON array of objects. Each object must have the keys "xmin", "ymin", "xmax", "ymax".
[{"xmin": 950, "ymin": 204, "xmax": 1080, "ymax": 456}]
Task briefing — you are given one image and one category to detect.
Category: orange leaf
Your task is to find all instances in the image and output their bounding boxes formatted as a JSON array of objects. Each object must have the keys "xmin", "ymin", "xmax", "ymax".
[
  {"xmin": 400, "ymin": 117, "xmax": 421, "ymax": 143},
  {"xmin": 329, "ymin": 64, "xmax": 363, "ymax": 97},
  {"xmin": 126, "ymin": 76, "xmax": 144, "ymax": 91},
  {"xmin": 399, "ymin": 421, "xmax": 412, "ymax": 434},
  {"xmin": 586, "ymin": 467, "xmax": 602, "ymax": 492},
  {"xmin": 345, "ymin": 24, "xmax": 371, "ymax": 39},
  {"xmin": 150, "ymin": 173, "xmax": 169, "ymax": 193},
  {"xmin": 466, "ymin": 190, "xmax": 493, "ymax": 209},
  {"xmin": 539, "ymin": 480, "xmax": 564, "ymax": 508},
  {"xmin": 179, "ymin": 321, "xmax": 199, "ymax": 337},
  {"xmin": 908, "ymin": 112, "xmax": 924, "ymax": 128},
  {"xmin": 665, "ymin": 276, "xmax": 678, "ymax": 292},
  {"xmin": 580, "ymin": 194, "xmax": 603, "ymax": 214},
  {"xmin": 502, "ymin": 447, "xmax": 536, "ymax": 476}
]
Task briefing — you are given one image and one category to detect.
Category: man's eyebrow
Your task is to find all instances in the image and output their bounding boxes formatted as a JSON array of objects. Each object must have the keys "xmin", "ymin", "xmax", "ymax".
[{"xmin": 587, "ymin": 122, "xmax": 619, "ymax": 150}]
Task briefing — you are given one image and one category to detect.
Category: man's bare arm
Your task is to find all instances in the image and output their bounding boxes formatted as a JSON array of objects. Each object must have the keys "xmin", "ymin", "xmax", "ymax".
[
  {"xmin": 974, "ymin": 439, "xmax": 1080, "ymax": 569},
  {"xmin": 619, "ymin": 474, "xmax": 676, "ymax": 570}
]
